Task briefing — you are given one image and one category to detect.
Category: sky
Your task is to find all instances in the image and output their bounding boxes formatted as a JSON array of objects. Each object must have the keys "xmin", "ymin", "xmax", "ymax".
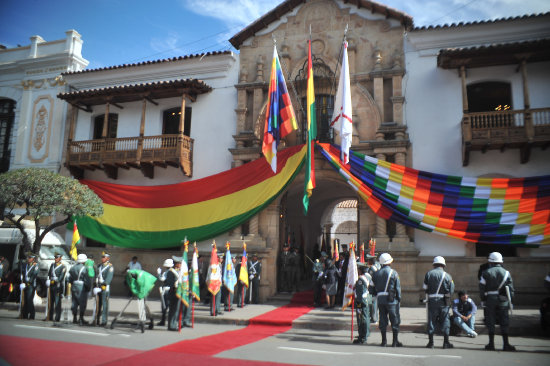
[{"xmin": 1, "ymin": 0, "xmax": 549, "ymax": 70}]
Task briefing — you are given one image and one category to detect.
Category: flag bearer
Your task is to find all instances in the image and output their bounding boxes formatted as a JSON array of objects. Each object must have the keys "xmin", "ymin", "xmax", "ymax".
[
  {"xmin": 423, "ymin": 256, "xmax": 454, "ymax": 349},
  {"xmin": 96, "ymin": 252, "xmax": 114, "ymax": 326},
  {"xmin": 479, "ymin": 252, "xmax": 516, "ymax": 351},
  {"xmin": 20, "ymin": 253, "xmax": 39, "ymax": 319},
  {"xmin": 372, "ymin": 253, "xmax": 402, "ymax": 347},
  {"xmin": 353, "ymin": 263, "xmax": 373, "ymax": 344},
  {"xmin": 46, "ymin": 253, "xmax": 67, "ymax": 322}
]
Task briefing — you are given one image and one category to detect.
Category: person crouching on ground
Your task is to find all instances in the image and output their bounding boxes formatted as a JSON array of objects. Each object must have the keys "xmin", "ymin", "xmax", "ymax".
[{"xmin": 452, "ymin": 290, "xmax": 478, "ymax": 337}]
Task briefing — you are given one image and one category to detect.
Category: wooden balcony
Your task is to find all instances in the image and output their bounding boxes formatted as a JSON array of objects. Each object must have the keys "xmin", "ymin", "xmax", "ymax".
[
  {"xmin": 67, "ymin": 134, "xmax": 193, "ymax": 179},
  {"xmin": 462, "ymin": 108, "xmax": 550, "ymax": 166}
]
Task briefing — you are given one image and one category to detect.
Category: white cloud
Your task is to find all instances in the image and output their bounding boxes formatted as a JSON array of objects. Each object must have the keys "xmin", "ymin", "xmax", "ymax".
[
  {"xmin": 182, "ymin": 0, "xmax": 549, "ymax": 29},
  {"xmin": 182, "ymin": 0, "xmax": 281, "ymax": 28}
]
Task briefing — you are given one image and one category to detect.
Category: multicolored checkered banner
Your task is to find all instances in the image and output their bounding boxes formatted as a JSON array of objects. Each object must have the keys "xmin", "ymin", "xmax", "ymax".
[{"xmin": 317, "ymin": 143, "xmax": 550, "ymax": 245}]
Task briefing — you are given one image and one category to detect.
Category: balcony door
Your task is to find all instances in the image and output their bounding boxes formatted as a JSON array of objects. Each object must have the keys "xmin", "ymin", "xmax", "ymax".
[
  {"xmin": 93, "ymin": 113, "xmax": 118, "ymax": 139},
  {"xmin": 467, "ymin": 81, "xmax": 512, "ymax": 112},
  {"xmin": 163, "ymin": 107, "xmax": 192, "ymax": 136}
]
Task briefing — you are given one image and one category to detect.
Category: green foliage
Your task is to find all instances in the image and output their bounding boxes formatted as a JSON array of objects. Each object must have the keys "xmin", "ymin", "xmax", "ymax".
[{"xmin": 0, "ymin": 168, "xmax": 103, "ymax": 252}]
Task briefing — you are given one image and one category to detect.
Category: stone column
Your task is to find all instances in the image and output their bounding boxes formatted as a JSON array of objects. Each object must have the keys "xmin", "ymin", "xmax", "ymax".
[
  {"xmin": 392, "ymin": 74, "xmax": 404, "ymax": 124},
  {"xmin": 249, "ymin": 215, "xmax": 259, "ymax": 236},
  {"xmin": 374, "ymin": 76, "xmax": 384, "ymax": 123},
  {"xmin": 357, "ymin": 199, "xmax": 370, "ymax": 246},
  {"xmin": 347, "ymin": 39, "xmax": 356, "ymax": 74}
]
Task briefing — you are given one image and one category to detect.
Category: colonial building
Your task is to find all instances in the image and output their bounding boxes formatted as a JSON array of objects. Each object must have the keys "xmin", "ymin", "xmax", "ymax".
[{"xmin": 34, "ymin": 1, "xmax": 549, "ymax": 304}]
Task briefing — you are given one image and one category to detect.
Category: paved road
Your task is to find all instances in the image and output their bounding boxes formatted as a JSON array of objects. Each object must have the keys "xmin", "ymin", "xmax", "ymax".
[{"xmin": 1, "ymin": 296, "xmax": 548, "ymax": 366}]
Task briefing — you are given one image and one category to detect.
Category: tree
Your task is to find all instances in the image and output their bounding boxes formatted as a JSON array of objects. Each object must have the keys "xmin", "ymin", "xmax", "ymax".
[{"xmin": 0, "ymin": 168, "xmax": 103, "ymax": 254}]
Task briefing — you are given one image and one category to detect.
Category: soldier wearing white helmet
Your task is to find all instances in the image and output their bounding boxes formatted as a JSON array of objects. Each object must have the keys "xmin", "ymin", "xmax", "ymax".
[
  {"xmin": 423, "ymin": 256, "xmax": 455, "ymax": 349},
  {"xmin": 68, "ymin": 253, "xmax": 92, "ymax": 325},
  {"xmin": 479, "ymin": 252, "xmax": 516, "ymax": 351},
  {"xmin": 372, "ymin": 253, "xmax": 403, "ymax": 347},
  {"xmin": 156, "ymin": 258, "xmax": 174, "ymax": 326}
]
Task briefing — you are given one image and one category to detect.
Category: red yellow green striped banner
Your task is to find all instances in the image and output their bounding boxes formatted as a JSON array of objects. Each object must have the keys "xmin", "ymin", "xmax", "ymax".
[{"xmin": 75, "ymin": 145, "xmax": 306, "ymax": 249}]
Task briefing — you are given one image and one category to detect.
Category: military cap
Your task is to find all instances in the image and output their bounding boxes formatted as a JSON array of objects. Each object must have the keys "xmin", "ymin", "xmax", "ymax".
[
  {"xmin": 54, "ymin": 252, "xmax": 63, "ymax": 259},
  {"xmin": 172, "ymin": 255, "xmax": 183, "ymax": 263},
  {"xmin": 26, "ymin": 252, "xmax": 37, "ymax": 259},
  {"xmin": 321, "ymin": 251, "xmax": 328, "ymax": 257},
  {"xmin": 101, "ymin": 251, "xmax": 111, "ymax": 258},
  {"xmin": 365, "ymin": 253, "xmax": 377, "ymax": 259}
]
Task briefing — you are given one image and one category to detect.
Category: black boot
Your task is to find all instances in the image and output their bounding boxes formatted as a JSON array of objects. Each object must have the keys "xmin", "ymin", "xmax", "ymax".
[
  {"xmin": 380, "ymin": 332, "xmax": 387, "ymax": 347},
  {"xmin": 392, "ymin": 332, "xmax": 403, "ymax": 347},
  {"xmin": 73, "ymin": 314, "xmax": 78, "ymax": 324},
  {"xmin": 426, "ymin": 333, "xmax": 434, "ymax": 348},
  {"xmin": 485, "ymin": 333, "xmax": 495, "ymax": 351},
  {"xmin": 443, "ymin": 334, "xmax": 453, "ymax": 349},
  {"xmin": 502, "ymin": 334, "xmax": 516, "ymax": 351},
  {"xmin": 79, "ymin": 315, "xmax": 88, "ymax": 326}
]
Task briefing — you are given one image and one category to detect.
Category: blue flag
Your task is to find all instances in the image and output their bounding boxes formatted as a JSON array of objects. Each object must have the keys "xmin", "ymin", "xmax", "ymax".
[{"xmin": 222, "ymin": 243, "xmax": 237, "ymax": 293}]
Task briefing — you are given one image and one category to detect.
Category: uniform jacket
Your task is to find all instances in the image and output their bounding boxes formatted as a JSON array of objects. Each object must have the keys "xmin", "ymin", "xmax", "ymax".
[
  {"xmin": 98, "ymin": 261, "xmax": 114, "ymax": 291},
  {"xmin": 21, "ymin": 262, "xmax": 39, "ymax": 287},
  {"xmin": 68, "ymin": 262, "xmax": 92, "ymax": 292},
  {"xmin": 47, "ymin": 262, "xmax": 67, "ymax": 289},
  {"xmin": 355, "ymin": 273, "xmax": 373, "ymax": 307},
  {"xmin": 423, "ymin": 267, "xmax": 454, "ymax": 303},
  {"xmin": 249, "ymin": 260, "xmax": 261, "ymax": 280},
  {"xmin": 479, "ymin": 264, "xmax": 514, "ymax": 303},
  {"xmin": 372, "ymin": 265, "xmax": 401, "ymax": 305}
]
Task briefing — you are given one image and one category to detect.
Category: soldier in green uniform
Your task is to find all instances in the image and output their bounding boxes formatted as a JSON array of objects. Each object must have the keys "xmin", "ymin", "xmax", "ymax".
[
  {"xmin": 278, "ymin": 245, "xmax": 292, "ymax": 292},
  {"xmin": 20, "ymin": 253, "xmax": 39, "ymax": 319},
  {"xmin": 479, "ymin": 252, "xmax": 516, "ymax": 351},
  {"xmin": 46, "ymin": 253, "xmax": 67, "ymax": 322},
  {"xmin": 372, "ymin": 253, "xmax": 403, "ymax": 347},
  {"xmin": 423, "ymin": 256, "xmax": 454, "ymax": 349},
  {"xmin": 353, "ymin": 263, "xmax": 373, "ymax": 344},
  {"xmin": 312, "ymin": 253, "xmax": 325, "ymax": 307},
  {"xmin": 68, "ymin": 254, "xmax": 92, "ymax": 325},
  {"xmin": 95, "ymin": 252, "xmax": 114, "ymax": 326}
]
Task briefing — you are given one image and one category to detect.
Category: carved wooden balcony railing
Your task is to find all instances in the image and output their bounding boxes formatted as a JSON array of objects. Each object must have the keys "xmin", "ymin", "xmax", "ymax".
[
  {"xmin": 461, "ymin": 107, "xmax": 550, "ymax": 166},
  {"xmin": 67, "ymin": 134, "xmax": 193, "ymax": 179}
]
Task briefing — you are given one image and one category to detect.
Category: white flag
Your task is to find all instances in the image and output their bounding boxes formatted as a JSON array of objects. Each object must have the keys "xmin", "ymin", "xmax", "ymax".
[
  {"xmin": 342, "ymin": 244, "xmax": 358, "ymax": 310},
  {"xmin": 330, "ymin": 41, "xmax": 353, "ymax": 164}
]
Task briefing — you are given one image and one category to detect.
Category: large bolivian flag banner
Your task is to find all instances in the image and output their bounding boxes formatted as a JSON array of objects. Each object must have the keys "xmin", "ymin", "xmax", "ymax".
[{"xmin": 75, "ymin": 144, "xmax": 306, "ymax": 248}]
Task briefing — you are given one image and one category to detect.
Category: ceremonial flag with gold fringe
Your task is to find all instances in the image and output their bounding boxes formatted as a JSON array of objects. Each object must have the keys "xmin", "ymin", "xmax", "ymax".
[
  {"xmin": 359, "ymin": 242, "xmax": 365, "ymax": 264},
  {"xmin": 262, "ymin": 45, "xmax": 298, "ymax": 173},
  {"xmin": 191, "ymin": 243, "xmax": 200, "ymax": 301},
  {"xmin": 303, "ymin": 39, "xmax": 317, "ymax": 214},
  {"xmin": 342, "ymin": 242, "xmax": 358, "ymax": 310},
  {"xmin": 70, "ymin": 221, "xmax": 80, "ymax": 261},
  {"xmin": 239, "ymin": 243, "xmax": 249, "ymax": 288},
  {"xmin": 206, "ymin": 244, "xmax": 222, "ymax": 295},
  {"xmin": 176, "ymin": 238, "xmax": 189, "ymax": 307},
  {"xmin": 222, "ymin": 242, "xmax": 237, "ymax": 293}
]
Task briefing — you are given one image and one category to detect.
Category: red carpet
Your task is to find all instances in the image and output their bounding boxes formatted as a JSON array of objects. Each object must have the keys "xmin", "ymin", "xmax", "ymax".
[
  {"xmin": 0, "ymin": 335, "xmax": 141, "ymax": 366},
  {"xmin": 1, "ymin": 291, "xmax": 313, "ymax": 366}
]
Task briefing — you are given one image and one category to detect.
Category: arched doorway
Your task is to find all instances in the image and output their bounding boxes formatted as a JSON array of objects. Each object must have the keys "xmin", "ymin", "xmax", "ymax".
[{"xmin": 276, "ymin": 165, "xmax": 366, "ymax": 292}]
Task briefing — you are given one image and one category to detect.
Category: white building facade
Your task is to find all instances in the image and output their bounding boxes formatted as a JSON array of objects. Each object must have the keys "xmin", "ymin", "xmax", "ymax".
[{"xmin": 0, "ymin": 30, "xmax": 88, "ymax": 174}]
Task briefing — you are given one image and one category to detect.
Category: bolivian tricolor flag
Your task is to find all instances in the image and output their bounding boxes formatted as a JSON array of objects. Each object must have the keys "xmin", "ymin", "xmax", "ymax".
[
  {"xmin": 70, "ymin": 221, "xmax": 80, "ymax": 261},
  {"xmin": 303, "ymin": 38, "xmax": 317, "ymax": 214},
  {"xmin": 74, "ymin": 144, "xmax": 306, "ymax": 249}
]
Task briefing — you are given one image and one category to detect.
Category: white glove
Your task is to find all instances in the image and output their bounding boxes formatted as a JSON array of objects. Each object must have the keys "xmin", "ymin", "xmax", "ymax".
[
  {"xmin": 249, "ymin": 274, "xmax": 254, "ymax": 280},
  {"xmin": 157, "ymin": 267, "xmax": 162, "ymax": 275},
  {"xmin": 46, "ymin": 280, "xmax": 50, "ymax": 287},
  {"xmin": 20, "ymin": 283, "xmax": 26, "ymax": 290},
  {"xmin": 93, "ymin": 288, "xmax": 102, "ymax": 295},
  {"xmin": 99, "ymin": 279, "xmax": 105, "ymax": 284}
]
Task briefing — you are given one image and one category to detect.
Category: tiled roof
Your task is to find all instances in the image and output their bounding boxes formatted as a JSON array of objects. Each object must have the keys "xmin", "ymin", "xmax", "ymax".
[
  {"xmin": 57, "ymin": 79, "xmax": 212, "ymax": 106},
  {"xmin": 62, "ymin": 51, "xmax": 232, "ymax": 75},
  {"xmin": 229, "ymin": 0, "xmax": 413, "ymax": 49},
  {"xmin": 438, "ymin": 38, "xmax": 550, "ymax": 69},
  {"xmin": 413, "ymin": 12, "xmax": 550, "ymax": 31}
]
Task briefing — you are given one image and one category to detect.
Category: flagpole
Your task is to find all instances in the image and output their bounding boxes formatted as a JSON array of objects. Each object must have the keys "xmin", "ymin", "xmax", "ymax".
[
  {"xmin": 351, "ymin": 294, "xmax": 354, "ymax": 341},
  {"xmin": 192, "ymin": 297, "xmax": 195, "ymax": 328}
]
